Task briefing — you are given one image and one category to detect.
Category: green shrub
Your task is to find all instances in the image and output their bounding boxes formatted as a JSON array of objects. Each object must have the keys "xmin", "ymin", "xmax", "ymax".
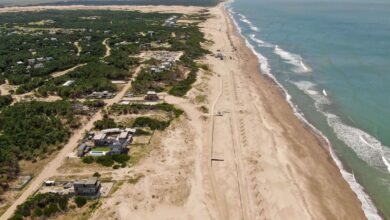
[
  {"xmin": 132, "ymin": 117, "xmax": 170, "ymax": 131},
  {"xmin": 134, "ymin": 128, "xmax": 151, "ymax": 136},
  {"xmin": 82, "ymin": 156, "xmax": 94, "ymax": 164},
  {"xmin": 74, "ymin": 196, "xmax": 87, "ymax": 208},
  {"xmin": 112, "ymin": 164, "xmax": 120, "ymax": 169},
  {"xmin": 112, "ymin": 154, "xmax": 130, "ymax": 164},
  {"xmin": 11, "ymin": 193, "xmax": 68, "ymax": 219},
  {"xmin": 169, "ymin": 71, "xmax": 197, "ymax": 96},
  {"xmin": 33, "ymin": 208, "xmax": 43, "ymax": 217},
  {"xmin": 43, "ymin": 203, "xmax": 59, "ymax": 217},
  {"xmin": 95, "ymin": 155, "xmax": 114, "ymax": 167},
  {"xmin": 0, "ymin": 95, "xmax": 12, "ymax": 109},
  {"xmin": 93, "ymin": 118, "xmax": 117, "ymax": 130}
]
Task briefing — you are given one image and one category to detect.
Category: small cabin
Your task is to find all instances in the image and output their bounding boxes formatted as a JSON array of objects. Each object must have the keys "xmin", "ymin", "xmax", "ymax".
[{"xmin": 144, "ymin": 91, "xmax": 159, "ymax": 101}]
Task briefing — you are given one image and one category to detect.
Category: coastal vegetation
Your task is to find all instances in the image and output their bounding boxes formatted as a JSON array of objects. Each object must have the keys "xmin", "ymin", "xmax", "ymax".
[
  {"xmin": 10, "ymin": 193, "xmax": 69, "ymax": 220},
  {"xmin": 0, "ymin": 95, "xmax": 12, "ymax": 109},
  {"xmin": 109, "ymin": 102, "xmax": 183, "ymax": 118},
  {"xmin": 0, "ymin": 8, "xmax": 208, "ymax": 210},
  {"xmin": 0, "ymin": 100, "xmax": 78, "ymax": 193}
]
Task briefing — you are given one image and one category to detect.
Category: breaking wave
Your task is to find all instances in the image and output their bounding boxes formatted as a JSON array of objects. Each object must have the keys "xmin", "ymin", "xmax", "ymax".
[
  {"xmin": 292, "ymin": 80, "xmax": 390, "ymax": 173},
  {"xmin": 237, "ymin": 13, "xmax": 260, "ymax": 32},
  {"xmin": 274, "ymin": 45, "xmax": 312, "ymax": 73},
  {"xmin": 225, "ymin": 2, "xmax": 382, "ymax": 219},
  {"xmin": 249, "ymin": 33, "xmax": 274, "ymax": 48}
]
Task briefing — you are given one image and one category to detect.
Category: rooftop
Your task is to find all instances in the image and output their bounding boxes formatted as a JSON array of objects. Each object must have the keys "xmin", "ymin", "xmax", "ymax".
[{"xmin": 74, "ymin": 177, "xmax": 99, "ymax": 185}]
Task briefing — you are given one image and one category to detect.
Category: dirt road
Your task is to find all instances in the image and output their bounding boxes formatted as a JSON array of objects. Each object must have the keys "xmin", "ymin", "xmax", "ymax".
[
  {"xmin": 0, "ymin": 66, "xmax": 139, "ymax": 220},
  {"xmin": 103, "ymin": 38, "xmax": 111, "ymax": 58}
]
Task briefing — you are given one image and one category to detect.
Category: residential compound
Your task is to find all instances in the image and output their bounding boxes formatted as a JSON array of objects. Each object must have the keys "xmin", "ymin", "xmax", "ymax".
[
  {"xmin": 73, "ymin": 177, "xmax": 101, "ymax": 198},
  {"xmin": 77, "ymin": 128, "xmax": 135, "ymax": 157}
]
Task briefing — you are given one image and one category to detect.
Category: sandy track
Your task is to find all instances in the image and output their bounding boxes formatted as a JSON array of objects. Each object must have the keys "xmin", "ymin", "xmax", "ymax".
[
  {"xmin": 102, "ymin": 38, "xmax": 111, "ymax": 58},
  {"xmin": 51, "ymin": 63, "xmax": 86, "ymax": 78},
  {"xmin": 0, "ymin": 65, "xmax": 139, "ymax": 220},
  {"xmin": 202, "ymin": 4, "xmax": 366, "ymax": 220},
  {"xmin": 74, "ymin": 41, "xmax": 82, "ymax": 56}
]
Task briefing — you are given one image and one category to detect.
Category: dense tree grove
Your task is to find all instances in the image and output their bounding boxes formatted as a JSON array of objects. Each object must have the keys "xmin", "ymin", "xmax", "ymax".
[
  {"xmin": 0, "ymin": 100, "xmax": 75, "ymax": 192},
  {"xmin": 0, "ymin": 95, "xmax": 12, "ymax": 109},
  {"xmin": 10, "ymin": 193, "xmax": 69, "ymax": 220},
  {"xmin": 93, "ymin": 117, "xmax": 118, "ymax": 130},
  {"xmin": 38, "ymin": 62, "xmax": 130, "ymax": 98},
  {"xmin": 0, "ymin": 9, "xmax": 209, "ymax": 197}
]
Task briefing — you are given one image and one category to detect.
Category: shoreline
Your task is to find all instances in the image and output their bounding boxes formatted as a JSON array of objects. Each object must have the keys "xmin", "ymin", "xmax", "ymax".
[
  {"xmin": 223, "ymin": 2, "xmax": 383, "ymax": 219},
  {"xmin": 0, "ymin": 3, "xmax": 376, "ymax": 219},
  {"xmin": 216, "ymin": 3, "xmax": 368, "ymax": 219}
]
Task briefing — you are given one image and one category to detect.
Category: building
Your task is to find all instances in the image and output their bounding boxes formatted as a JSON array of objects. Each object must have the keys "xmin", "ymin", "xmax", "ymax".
[
  {"xmin": 88, "ymin": 91, "xmax": 115, "ymax": 99},
  {"xmin": 16, "ymin": 61, "xmax": 24, "ymax": 65},
  {"xmin": 147, "ymin": 31, "xmax": 155, "ymax": 37},
  {"xmin": 36, "ymin": 57, "xmax": 45, "ymax": 62},
  {"xmin": 93, "ymin": 133, "xmax": 108, "ymax": 146},
  {"xmin": 34, "ymin": 63, "xmax": 44, "ymax": 69},
  {"xmin": 27, "ymin": 59, "xmax": 36, "ymax": 65},
  {"xmin": 73, "ymin": 177, "xmax": 101, "ymax": 198},
  {"xmin": 118, "ymin": 131, "xmax": 129, "ymax": 142},
  {"xmin": 62, "ymin": 80, "xmax": 75, "ymax": 87},
  {"xmin": 91, "ymin": 129, "xmax": 132, "ymax": 155},
  {"xmin": 144, "ymin": 91, "xmax": 159, "ymax": 101},
  {"xmin": 77, "ymin": 143, "xmax": 91, "ymax": 157}
]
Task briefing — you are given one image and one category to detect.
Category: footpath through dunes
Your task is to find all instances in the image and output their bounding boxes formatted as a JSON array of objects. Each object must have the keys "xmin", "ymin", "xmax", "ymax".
[{"xmin": 201, "ymin": 4, "xmax": 367, "ymax": 220}]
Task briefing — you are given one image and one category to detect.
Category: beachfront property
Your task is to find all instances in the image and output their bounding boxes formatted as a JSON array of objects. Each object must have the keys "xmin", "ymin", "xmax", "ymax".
[
  {"xmin": 77, "ymin": 143, "xmax": 91, "ymax": 157},
  {"xmin": 73, "ymin": 177, "xmax": 101, "ymax": 198},
  {"xmin": 85, "ymin": 128, "xmax": 134, "ymax": 156}
]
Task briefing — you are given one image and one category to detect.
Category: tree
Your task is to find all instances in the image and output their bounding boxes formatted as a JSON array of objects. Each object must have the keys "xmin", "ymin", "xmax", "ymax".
[{"xmin": 75, "ymin": 196, "xmax": 87, "ymax": 208}]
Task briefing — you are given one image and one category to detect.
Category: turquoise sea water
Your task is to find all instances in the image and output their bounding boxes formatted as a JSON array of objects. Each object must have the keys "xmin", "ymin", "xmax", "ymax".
[{"xmin": 226, "ymin": 0, "xmax": 390, "ymax": 219}]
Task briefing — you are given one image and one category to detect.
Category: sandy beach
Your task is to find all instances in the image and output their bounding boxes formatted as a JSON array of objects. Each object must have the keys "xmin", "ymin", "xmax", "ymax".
[{"xmin": 0, "ymin": 3, "xmax": 367, "ymax": 220}]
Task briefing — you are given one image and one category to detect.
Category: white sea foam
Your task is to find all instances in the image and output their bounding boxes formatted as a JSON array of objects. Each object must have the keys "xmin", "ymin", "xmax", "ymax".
[
  {"xmin": 329, "ymin": 148, "xmax": 383, "ymax": 220},
  {"xmin": 293, "ymin": 81, "xmax": 331, "ymax": 107},
  {"xmin": 326, "ymin": 113, "xmax": 390, "ymax": 171},
  {"xmin": 274, "ymin": 45, "xmax": 311, "ymax": 73},
  {"xmin": 293, "ymin": 81, "xmax": 390, "ymax": 173},
  {"xmin": 225, "ymin": 3, "xmax": 382, "ymax": 219},
  {"xmin": 236, "ymin": 13, "xmax": 260, "ymax": 32},
  {"xmin": 249, "ymin": 33, "xmax": 274, "ymax": 48}
]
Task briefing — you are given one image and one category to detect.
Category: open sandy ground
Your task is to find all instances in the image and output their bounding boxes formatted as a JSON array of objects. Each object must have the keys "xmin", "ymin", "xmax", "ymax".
[
  {"xmin": 0, "ymin": 3, "xmax": 367, "ymax": 220},
  {"xmin": 91, "ymin": 4, "xmax": 366, "ymax": 220}
]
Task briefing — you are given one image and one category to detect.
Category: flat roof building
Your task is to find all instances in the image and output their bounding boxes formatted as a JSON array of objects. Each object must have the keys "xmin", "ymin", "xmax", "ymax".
[{"xmin": 74, "ymin": 177, "xmax": 101, "ymax": 198}]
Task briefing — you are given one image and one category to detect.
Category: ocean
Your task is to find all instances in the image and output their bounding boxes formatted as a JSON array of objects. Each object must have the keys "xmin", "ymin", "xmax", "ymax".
[{"xmin": 225, "ymin": 0, "xmax": 390, "ymax": 219}]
